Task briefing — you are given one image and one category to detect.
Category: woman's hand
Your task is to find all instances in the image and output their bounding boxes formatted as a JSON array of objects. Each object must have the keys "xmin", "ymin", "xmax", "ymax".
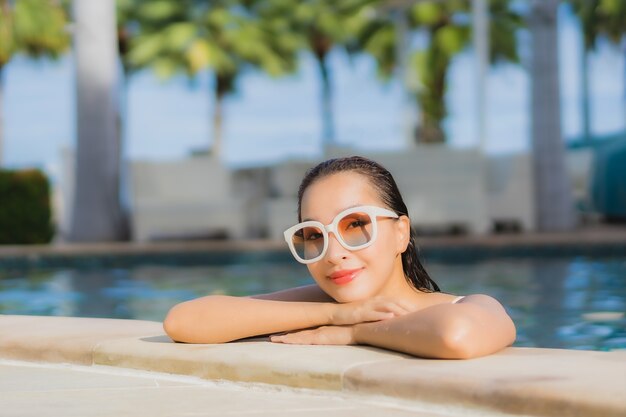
[
  {"xmin": 270, "ymin": 325, "xmax": 356, "ymax": 345},
  {"xmin": 329, "ymin": 296, "xmax": 416, "ymax": 325},
  {"xmin": 269, "ymin": 297, "xmax": 416, "ymax": 346}
]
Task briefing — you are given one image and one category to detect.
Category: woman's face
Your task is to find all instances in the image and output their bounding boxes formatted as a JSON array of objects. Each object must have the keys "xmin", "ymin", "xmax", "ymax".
[{"xmin": 299, "ymin": 171, "xmax": 410, "ymax": 303}]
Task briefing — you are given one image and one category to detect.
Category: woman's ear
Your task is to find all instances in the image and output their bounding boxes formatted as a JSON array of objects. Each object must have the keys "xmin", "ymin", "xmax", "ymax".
[{"xmin": 395, "ymin": 215, "xmax": 411, "ymax": 253}]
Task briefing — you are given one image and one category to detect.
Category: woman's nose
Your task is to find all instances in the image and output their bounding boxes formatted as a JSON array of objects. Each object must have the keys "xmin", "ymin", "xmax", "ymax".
[{"xmin": 325, "ymin": 232, "xmax": 349, "ymax": 263}]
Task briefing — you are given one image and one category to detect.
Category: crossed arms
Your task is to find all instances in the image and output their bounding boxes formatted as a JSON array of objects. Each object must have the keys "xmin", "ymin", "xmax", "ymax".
[{"xmin": 163, "ymin": 285, "xmax": 516, "ymax": 359}]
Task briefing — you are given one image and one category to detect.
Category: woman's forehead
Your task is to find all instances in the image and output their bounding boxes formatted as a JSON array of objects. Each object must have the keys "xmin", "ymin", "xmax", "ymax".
[{"xmin": 300, "ymin": 172, "xmax": 383, "ymax": 220}]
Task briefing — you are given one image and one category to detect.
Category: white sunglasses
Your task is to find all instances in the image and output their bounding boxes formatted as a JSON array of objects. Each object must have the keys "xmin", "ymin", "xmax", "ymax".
[{"xmin": 283, "ymin": 205, "xmax": 399, "ymax": 264}]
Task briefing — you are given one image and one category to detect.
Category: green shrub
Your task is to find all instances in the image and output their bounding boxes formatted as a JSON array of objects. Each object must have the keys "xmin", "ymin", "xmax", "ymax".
[{"xmin": 0, "ymin": 169, "xmax": 54, "ymax": 244}]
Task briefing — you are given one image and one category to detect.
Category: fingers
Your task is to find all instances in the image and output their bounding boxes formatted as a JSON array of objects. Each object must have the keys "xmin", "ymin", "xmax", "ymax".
[
  {"xmin": 270, "ymin": 330, "xmax": 312, "ymax": 345},
  {"xmin": 362, "ymin": 303, "xmax": 410, "ymax": 322},
  {"xmin": 363, "ymin": 311, "xmax": 395, "ymax": 322},
  {"xmin": 333, "ymin": 298, "xmax": 417, "ymax": 325},
  {"xmin": 270, "ymin": 333, "xmax": 292, "ymax": 343},
  {"xmin": 396, "ymin": 299, "xmax": 418, "ymax": 313},
  {"xmin": 270, "ymin": 326, "xmax": 353, "ymax": 346}
]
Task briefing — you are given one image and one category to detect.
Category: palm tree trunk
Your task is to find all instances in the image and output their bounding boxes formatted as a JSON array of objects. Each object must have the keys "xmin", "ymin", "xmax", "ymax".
[
  {"xmin": 212, "ymin": 94, "xmax": 223, "ymax": 159},
  {"xmin": 581, "ymin": 48, "xmax": 592, "ymax": 142},
  {"xmin": 623, "ymin": 42, "xmax": 626, "ymax": 132},
  {"xmin": 311, "ymin": 33, "xmax": 335, "ymax": 156},
  {"xmin": 316, "ymin": 52, "xmax": 335, "ymax": 154},
  {"xmin": 211, "ymin": 72, "xmax": 239, "ymax": 158},
  {"xmin": 212, "ymin": 75, "xmax": 224, "ymax": 159},
  {"xmin": 417, "ymin": 46, "xmax": 448, "ymax": 144},
  {"xmin": 69, "ymin": 0, "xmax": 125, "ymax": 241},
  {"xmin": 529, "ymin": 0, "xmax": 575, "ymax": 231},
  {"xmin": 473, "ymin": 0, "xmax": 489, "ymax": 149},
  {"xmin": 418, "ymin": 111, "xmax": 445, "ymax": 143},
  {"xmin": 117, "ymin": 63, "xmax": 130, "ymax": 240},
  {"xmin": 0, "ymin": 65, "xmax": 4, "ymax": 167}
]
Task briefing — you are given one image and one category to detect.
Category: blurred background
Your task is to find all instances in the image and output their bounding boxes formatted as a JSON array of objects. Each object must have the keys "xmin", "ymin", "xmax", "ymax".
[
  {"xmin": 1, "ymin": 0, "xmax": 625, "ymax": 351},
  {"xmin": 0, "ymin": 0, "xmax": 625, "ymax": 243}
]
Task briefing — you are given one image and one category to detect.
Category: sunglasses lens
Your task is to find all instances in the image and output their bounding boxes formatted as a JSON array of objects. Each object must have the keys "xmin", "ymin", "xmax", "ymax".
[
  {"xmin": 291, "ymin": 225, "xmax": 325, "ymax": 261},
  {"xmin": 338, "ymin": 212, "xmax": 373, "ymax": 248}
]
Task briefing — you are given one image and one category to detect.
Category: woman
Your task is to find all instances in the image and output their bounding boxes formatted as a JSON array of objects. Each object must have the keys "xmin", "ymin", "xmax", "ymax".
[{"xmin": 163, "ymin": 156, "xmax": 516, "ymax": 359}]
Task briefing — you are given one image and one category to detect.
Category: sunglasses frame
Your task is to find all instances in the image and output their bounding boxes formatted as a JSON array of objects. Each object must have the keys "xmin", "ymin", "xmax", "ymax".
[{"xmin": 283, "ymin": 205, "xmax": 399, "ymax": 264}]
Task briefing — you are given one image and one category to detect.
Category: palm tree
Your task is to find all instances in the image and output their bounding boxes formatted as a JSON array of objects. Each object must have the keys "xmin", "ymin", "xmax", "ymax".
[
  {"xmin": 263, "ymin": 0, "xmax": 374, "ymax": 153},
  {"xmin": 116, "ymin": 0, "xmax": 139, "ymax": 82},
  {"xmin": 569, "ymin": 0, "xmax": 626, "ymax": 141},
  {"xmin": 528, "ymin": 0, "xmax": 575, "ymax": 231},
  {"xmin": 601, "ymin": 0, "xmax": 626, "ymax": 128},
  {"xmin": 116, "ymin": 0, "xmax": 144, "ymax": 121},
  {"xmin": 601, "ymin": 0, "xmax": 626, "ymax": 113},
  {"xmin": 126, "ymin": 0, "xmax": 300, "ymax": 158},
  {"xmin": 0, "ymin": 0, "xmax": 70, "ymax": 166},
  {"xmin": 355, "ymin": 0, "xmax": 522, "ymax": 144},
  {"xmin": 569, "ymin": 0, "xmax": 608, "ymax": 143},
  {"xmin": 411, "ymin": 2, "xmax": 471, "ymax": 143}
]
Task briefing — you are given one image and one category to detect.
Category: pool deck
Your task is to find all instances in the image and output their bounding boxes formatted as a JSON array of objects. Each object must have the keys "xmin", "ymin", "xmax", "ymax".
[{"xmin": 0, "ymin": 315, "xmax": 624, "ymax": 417}]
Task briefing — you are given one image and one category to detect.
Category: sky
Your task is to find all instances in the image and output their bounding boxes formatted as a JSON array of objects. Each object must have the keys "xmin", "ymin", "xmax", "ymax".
[{"xmin": 2, "ymin": 5, "xmax": 625, "ymax": 180}]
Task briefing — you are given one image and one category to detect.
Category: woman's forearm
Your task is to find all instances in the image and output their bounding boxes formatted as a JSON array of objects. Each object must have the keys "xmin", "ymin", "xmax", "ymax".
[
  {"xmin": 164, "ymin": 295, "xmax": 334, "ymax": 343},
  {"xmin": 352, "ymin": 304, "xmax": 460, "ymax": 358},
  {"xmin": 353, "ymin": 301, "xmax": 516, "ymax": 359}
]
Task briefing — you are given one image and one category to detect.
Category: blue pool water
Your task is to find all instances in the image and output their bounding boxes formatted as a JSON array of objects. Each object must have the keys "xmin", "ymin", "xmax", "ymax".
[{"xmin": 1, "ymin": 255, "xmax": 625, "ymax": 351}]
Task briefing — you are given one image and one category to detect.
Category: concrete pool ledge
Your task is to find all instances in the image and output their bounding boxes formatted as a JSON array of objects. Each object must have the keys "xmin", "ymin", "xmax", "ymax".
[{"xmin": 1, "ymin": 315, "xmax": 624, "ymax": 417}]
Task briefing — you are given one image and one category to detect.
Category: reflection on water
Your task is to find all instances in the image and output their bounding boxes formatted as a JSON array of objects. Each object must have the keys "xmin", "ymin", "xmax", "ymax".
[{"xmin": 1, "ymin": 256, "xmax": 624, "ymax": 351}]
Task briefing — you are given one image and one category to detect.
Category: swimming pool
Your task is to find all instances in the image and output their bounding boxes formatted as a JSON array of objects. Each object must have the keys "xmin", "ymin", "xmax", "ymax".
[{"xmin": 1, "ymin": 254, "xmax": 624, "ymax": 351}]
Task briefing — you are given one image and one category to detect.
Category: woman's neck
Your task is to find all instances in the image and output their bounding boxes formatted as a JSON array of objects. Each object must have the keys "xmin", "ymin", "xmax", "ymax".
[{"xmin": 375, "ymin": 258, "xmax": 425, "ymax": 302}]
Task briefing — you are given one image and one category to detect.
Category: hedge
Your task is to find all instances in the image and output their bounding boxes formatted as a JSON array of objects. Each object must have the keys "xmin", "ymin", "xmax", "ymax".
[{"xmin": 0, "ymin": 169, "xmax": 54, "ymax": 244}]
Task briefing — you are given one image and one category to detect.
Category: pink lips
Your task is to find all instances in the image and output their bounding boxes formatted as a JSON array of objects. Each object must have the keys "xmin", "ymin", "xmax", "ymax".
[{"xmin": 329, "ymin": 268, "xmax": 361, "ymax": 285}]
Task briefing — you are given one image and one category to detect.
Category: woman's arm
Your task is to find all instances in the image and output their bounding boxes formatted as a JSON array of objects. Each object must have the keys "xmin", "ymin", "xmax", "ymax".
[
  {"xmin": 352, "ymin": 294, "xmax": 516, "ymax": 359},
  {"xmin": 163, "ymin": 286, "xmax": 412, "ymax": 344},
  {"xmin": 163, "ymin": 295, "xmax": 335, "ymax": 343},
  {"xmin": 248, "ymin": 284, "xmax": 336, "ymax": 303}
]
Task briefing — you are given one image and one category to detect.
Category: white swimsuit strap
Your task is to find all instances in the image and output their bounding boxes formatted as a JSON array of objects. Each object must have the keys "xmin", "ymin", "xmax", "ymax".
[{"xmin": 452, "ymin": 296, "xmax": 465, "ymax": 304}]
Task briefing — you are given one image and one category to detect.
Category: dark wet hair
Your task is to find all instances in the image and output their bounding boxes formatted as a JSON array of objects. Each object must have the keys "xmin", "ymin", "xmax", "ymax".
[{"xmin": 297, "ymin": 155, "xmax": 440, "ymax": 293}]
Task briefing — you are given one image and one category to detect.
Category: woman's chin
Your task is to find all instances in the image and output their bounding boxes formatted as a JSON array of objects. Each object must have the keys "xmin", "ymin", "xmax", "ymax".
[{"xmin": 329, "ymin": 286, "xmax": 375, "ymax": 304}]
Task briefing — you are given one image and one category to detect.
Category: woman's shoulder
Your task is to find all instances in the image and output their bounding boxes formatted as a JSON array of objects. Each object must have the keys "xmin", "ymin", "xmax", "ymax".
[
  {"xmin": 435, "ymin": 292, "xmax": 502, "ymax": 307},
  {"xmin": 424, "ymin": 291, "xmax": 463, "ymax": 304},
  {"xmin": 451, "ymin": 295, "xmax": 465, "ymax": 304},
  {"xmin": 445, "ymin": 293, "xmax": 508, "ymax": 313},
  {"xmin": 247, "ymin": 284, "xmax": 336, "ymax": 303}
]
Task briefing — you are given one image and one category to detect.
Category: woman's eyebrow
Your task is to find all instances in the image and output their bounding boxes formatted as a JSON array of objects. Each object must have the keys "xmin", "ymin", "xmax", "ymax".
[{"xmin": 301, "ymin": 204, "xmax": 365, "ymax": 222}]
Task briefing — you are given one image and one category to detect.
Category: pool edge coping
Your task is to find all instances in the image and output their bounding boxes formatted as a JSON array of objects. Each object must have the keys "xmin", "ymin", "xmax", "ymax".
[{"xmin": 1, "ymin": 314, "xmax": 625, "ymax": 417}]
